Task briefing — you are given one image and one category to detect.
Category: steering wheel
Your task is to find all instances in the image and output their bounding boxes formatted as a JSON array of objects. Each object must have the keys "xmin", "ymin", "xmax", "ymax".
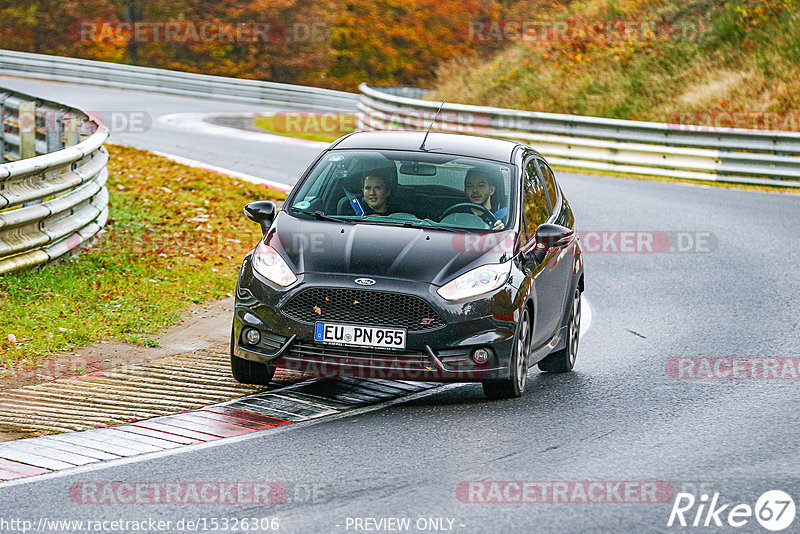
[{"xmin": 440, "ymin": 202, "xmax": 498, "ymax": 224}]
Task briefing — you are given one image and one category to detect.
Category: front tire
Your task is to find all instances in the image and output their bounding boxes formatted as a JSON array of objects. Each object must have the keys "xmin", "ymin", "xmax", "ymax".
[
  {"xmin": 231, "ymin": 354, "xmax": 275, "ymax": 385},
  {"xmin": 538, "ymin": 288, "xmax": 581, "ymax": 373},
  {"xmin": 483, "ymin": 307, "xmax": 531, "ymax": 399},
  {"xmin": 230, "ymin": 326, "xmax": 275, "ymax": 385}
]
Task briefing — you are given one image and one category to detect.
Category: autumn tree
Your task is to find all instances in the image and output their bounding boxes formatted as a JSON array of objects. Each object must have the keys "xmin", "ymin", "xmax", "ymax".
[
  {"xmin": 0, "ymin": 0, "xmax": 515, "ymax": 90},
  {"xmin": 118, "ymin": 0, "xmax": 335, "ymax": 84},
  {"xmin": 328, "ymin": 0, "xmax": 488, "ymax": 89},
  {"xmin": 0, "ymin": 0, "xmax": 121, "ymax": 59}
]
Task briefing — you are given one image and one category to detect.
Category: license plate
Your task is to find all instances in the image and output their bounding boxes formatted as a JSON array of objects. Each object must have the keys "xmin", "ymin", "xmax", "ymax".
[{"xmin": 314, "ymin": 322, "xmax": 406, "ymax": 350}]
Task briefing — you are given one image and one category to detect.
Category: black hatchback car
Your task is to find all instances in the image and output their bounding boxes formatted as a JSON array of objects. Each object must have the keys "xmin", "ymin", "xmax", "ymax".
[{"xmin": 231, "ymin": 131, "xmax": 583, "ymax": 398}]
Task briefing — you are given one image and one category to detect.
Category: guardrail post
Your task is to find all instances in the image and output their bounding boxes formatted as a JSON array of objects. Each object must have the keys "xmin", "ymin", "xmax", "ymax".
[
  {"xmin": 18, "ymin": 101, "xmax": 40, "ymax": 207},
  {"xmin": 64, "ymin": 115, "xmax": 79, "ymax": 147},
  {"xmin": 18, "ymin": 101, "xmax": 36, "ymax": 159},
  {"xmin": 46, "ymin": 108, "xmax": 65, "ymax": 153},
  {"xmin": 0, "ymin": 93, "xmax": 7, "ymax": 163}
]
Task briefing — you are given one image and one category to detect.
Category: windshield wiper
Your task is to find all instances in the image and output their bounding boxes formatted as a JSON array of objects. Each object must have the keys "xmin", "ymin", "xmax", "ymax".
[
  {"xmin": 343, "ymin": 217, "xmax": 432, "ymax": 230},
  {"xmin": 291, "ymin": 208, "xmax": 354, "ymax": 224},
  {"xmin": 356, "ymin": 218, "xmax": 470, "ymax": 233},
  {"xmin": 398, "ymin": 221, "xmax": 462, "ymax": 233},
  {"xmin": 292, "ymin": 209, "xmax": 480, "ymax": 233}
]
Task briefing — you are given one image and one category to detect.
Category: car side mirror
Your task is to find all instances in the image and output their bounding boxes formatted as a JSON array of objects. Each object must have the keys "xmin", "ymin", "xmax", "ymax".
[
  {"xmin": 244, "ymin": 201, "xmax": 277, "ymax": 234},
  {"xmin": 531, "ymin": 223, "xmax": 574, "ymax": 263}
]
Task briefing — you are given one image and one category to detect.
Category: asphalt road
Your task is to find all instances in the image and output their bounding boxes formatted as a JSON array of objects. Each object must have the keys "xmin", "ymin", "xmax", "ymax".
[
  {"xmin": 1, "ymin": 77, "xmax": 799, "ymax": 533},
  {"xmin": 0, "ymin": 76, "xmax": 320, "ymax": 185}
]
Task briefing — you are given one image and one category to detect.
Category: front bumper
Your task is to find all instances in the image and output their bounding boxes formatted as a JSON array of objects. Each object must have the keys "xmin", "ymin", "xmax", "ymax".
[{"xmin": 233, "ymin": 263, "xmax": 520, "ymax": 382}]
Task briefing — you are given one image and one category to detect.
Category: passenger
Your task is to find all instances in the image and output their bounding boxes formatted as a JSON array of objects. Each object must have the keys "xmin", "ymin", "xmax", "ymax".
[{"xmin": 464, "ymin": 168, "xmax": 507, "ymax": 229}]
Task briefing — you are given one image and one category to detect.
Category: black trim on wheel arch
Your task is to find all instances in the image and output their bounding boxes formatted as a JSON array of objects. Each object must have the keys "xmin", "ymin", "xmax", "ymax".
[
  {"xmin": 537, "ymin": 289, "xmax": 580, "ymax": 373},
  {"xmin": 482, "ymin": 306, "xmax": 530, "ymax": 399}
]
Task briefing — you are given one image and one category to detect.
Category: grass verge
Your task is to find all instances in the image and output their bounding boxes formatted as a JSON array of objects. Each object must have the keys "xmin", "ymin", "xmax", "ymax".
[
  {"xmin": 0, "ymin": 144, "xmax": 285, "ymax": 373},
  {"xmin": 254, "ymin": 113, "xmax": 355, "ymax": 143},
  {"xmin": 434, "ymin": 1, "xmax": 800, "ymax": 125}
]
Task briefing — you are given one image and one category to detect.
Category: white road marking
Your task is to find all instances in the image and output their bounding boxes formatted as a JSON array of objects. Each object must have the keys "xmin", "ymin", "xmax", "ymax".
[
  {"xmin": 581, "ymin": 296, "xmax": 593, "ymax": 338},
  {"xmin": 158, "ymin": 112, "xmax": 328, "ymax": 149},
  {"xmin": 149, "ymin": 150, "xmax": 294, "ymax": 192},
  {"xmin": 0, "ymin": 383, "xmax": 460, "ymax": 488}
]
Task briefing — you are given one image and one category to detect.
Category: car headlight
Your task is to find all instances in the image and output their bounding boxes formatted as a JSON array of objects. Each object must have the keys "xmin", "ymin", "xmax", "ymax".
[
  {"xmin": 437, "ymin": 262, "xmax": 511, "ymax": 301},
  {"xmin": 252, "ymin": 241, "xmax": 297, "ymax": 287}
]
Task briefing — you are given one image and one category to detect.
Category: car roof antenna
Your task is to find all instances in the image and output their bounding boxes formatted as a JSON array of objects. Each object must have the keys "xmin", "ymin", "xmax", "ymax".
[{"xmin": 419, "ymin": 101, "xmax": 445, "ymax": 151}]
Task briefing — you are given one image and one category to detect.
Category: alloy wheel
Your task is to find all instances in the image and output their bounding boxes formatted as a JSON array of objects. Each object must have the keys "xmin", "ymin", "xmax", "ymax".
[
  {"xmin": 515, "ymin": 308, "xmax": 531, "ymax": 392},
  {"xmin": 568, "ymin": 290, "xmax": 581, "ymax": 366}
]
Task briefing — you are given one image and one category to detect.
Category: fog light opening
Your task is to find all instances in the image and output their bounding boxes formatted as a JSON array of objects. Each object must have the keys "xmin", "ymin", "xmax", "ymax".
[
  {"xmin": 244, "ymin": 328, "xmax": 261, "ymax": 345},
  {"xmin": 472, "ymin": 347, "xmax": 491, "ymax": 365}
]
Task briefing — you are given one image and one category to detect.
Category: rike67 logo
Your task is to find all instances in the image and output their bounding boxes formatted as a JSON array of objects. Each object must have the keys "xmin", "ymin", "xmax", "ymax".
[{"xmin": 668, "ymin": 490, "xmax": 796, "ymax": 531}]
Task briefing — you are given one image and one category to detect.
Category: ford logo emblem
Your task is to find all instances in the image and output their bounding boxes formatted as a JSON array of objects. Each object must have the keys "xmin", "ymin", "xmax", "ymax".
[{"xmin": 355, "ymin": 278, "xmax": 376, "ymax": 286}]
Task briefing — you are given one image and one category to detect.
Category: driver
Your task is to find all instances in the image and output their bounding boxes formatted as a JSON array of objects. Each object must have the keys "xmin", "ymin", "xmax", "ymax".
[
  {"xmin": 342, "ymin": 166, "xmax": 400, "ymax": 216},
  {"xmin": 464, "ymin": 168, "xmax": 507, "ymax": 230},
  {"xmin": 362, "ymin": 173, "xmax": 393, "ymax": 215}
]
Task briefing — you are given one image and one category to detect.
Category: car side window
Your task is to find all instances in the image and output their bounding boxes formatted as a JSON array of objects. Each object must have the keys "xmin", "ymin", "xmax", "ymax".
[
  {"xmin": 536, "ymin": 159, "xmax": 559, "ymax": 212},
  {"xmin": 522, "ymin": 159, "xmax": 549, "ymax": 244}
]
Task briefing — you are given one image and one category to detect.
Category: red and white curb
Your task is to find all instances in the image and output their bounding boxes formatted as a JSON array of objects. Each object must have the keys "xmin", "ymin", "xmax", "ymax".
[{"xmin": 0, "ymin": 378, "xmax": 437, "ymax": 482}]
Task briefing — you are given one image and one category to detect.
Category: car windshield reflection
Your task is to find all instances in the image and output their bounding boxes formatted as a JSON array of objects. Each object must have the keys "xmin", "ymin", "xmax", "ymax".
[{"xmin": 289, "ymin": 150, "xmax": 515, "ymax": 232}]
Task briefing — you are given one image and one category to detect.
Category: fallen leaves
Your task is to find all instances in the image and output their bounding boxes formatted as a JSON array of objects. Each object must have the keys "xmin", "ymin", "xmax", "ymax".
[{"xmin": 0, "ymin": 144, "xmax": 285, "ymax": 368}]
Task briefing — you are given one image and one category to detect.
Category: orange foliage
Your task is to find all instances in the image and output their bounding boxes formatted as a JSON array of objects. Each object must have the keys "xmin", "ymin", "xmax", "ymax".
[
  {"xmin": 0, "ymin": 0, "xmax": 502, "ymax": 90},
  {"xmin": 328, "ymin": 0, "xmax": 488, "ymax": 88}
]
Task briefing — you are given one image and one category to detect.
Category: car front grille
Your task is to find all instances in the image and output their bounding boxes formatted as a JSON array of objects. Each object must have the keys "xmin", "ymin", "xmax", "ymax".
[{"xmin": 281, "ymin": 288, "xmax": 446, "ymax": 332}]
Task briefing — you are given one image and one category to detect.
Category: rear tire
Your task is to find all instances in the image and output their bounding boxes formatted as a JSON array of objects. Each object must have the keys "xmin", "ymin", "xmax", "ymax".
[
  {"xmin": 230, "ymin": 326, "xmax": 275, "ymax": 385},
  {"xmin": 538, "ymin": 289, "xmax": 581, "ymax": 373},
  {"xmin": 483, "ymin": 307, "xmax": 531, "ymax": 399}
]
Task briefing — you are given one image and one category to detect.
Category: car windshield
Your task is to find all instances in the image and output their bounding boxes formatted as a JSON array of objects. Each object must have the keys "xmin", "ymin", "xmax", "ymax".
[{"xmin": 288, "ymin": 150, "xmax": 515, "ymax": 232}]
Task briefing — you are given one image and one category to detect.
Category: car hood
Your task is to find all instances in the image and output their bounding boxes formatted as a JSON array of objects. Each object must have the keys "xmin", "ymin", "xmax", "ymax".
[{"xmin": 265, "ymin": 212, "xmax": 514, "ymax": 286}]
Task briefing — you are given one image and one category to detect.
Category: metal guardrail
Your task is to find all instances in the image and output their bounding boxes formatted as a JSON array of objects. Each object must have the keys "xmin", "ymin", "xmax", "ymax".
[
  {"xmin": 0, "ymin": 49, "xmax": 358, "ymax": 111},
  {"xmin": 358, "ymin": 84, "xmax": 800, "ymax": 188},
  {"xmin": 0, "ymin": 88, "xmax": 109, "ymax": 275},
  {"xmin": 0, "ymin": 55, "xmax": 791, "ymax": 277},
  {"xmin": 0, "ymin": 49, "xmax": 361, "ymax": 275}
]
